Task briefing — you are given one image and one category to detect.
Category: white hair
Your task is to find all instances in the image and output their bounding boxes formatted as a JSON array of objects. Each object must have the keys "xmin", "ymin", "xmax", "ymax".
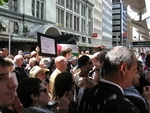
[{"xmin": 14, "ymin": 55, "xmax": 23, "ymax": 63}]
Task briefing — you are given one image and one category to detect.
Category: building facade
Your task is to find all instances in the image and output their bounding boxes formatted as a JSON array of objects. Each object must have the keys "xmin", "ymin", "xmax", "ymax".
[
  {"xmin": 112, "ymin": 0, "xmax": 128, "ymax": 47},
  {"xmin": 0, "ymin": 0, "xmax": 112, "ymax": 55},
  {"xmin": 102, "ymin": 0, "xmax": 112, "ymax": 49}
]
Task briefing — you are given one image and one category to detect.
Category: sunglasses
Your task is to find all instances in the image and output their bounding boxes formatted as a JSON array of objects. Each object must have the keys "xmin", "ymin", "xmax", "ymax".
[{"xmin": 38, "ymin": 88, "xmax": 47, "ymax": 93}]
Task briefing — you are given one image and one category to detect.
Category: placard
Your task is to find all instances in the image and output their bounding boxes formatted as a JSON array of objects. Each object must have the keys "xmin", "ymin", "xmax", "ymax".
[{"xmin": 37, "ymin": 32, "xmax": 57, "ymax": 57}]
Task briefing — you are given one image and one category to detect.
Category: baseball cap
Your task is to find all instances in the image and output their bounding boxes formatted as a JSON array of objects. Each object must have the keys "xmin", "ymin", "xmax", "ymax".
[
  {"xmin": 29, "ymin": 66, "xmax": 49, "ymax": 78},
  {"xmin": 77, "ymin": 55, "xmax": 90, "ymax": 69}
]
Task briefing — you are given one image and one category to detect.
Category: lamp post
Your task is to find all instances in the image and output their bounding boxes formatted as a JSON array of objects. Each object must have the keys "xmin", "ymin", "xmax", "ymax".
[{"xmin": 8, "ymin": 22, "xmax": 11, "ymax": 55}]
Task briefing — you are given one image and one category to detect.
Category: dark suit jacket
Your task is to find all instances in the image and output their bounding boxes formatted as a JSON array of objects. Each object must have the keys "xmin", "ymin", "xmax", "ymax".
[
  {"xmin": 79, "ymin": 81, "xmax": 141, "ymax": 113},
  {"xmin": 125, "ymin": 96, "xmax": 148, "ymax": 113},
  {"xmin": 14, "ymin": 66, "xmax": 29, "ymax": 83}
]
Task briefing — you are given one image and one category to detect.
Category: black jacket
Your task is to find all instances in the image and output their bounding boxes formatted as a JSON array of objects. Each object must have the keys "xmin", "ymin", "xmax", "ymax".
[{"xmin": 79, "ymin": 81, "xmax": 141, "ymax": 113}]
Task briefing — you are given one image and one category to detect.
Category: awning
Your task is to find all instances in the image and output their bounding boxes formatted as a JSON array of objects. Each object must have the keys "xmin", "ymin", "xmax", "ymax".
[
  {"xmin": 122, "ymin": 0, "xmax": 145, "ymax": 13},
  {"xmin": 28, "ymin": 24, "xmax": 61, "ymax": 38},
  {"xmin": 12, "ymin": 36, "xmax": 37, "ymax": 42}
]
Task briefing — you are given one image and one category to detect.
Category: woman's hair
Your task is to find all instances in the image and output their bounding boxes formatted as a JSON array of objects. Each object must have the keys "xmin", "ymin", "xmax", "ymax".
[
  {"xmin": 17, "ymin": 78, "xmax": 42, "ymax": 107},
  {"xmin": 54, "ymin": 72, "xmax": 74, "ymax": 98}
]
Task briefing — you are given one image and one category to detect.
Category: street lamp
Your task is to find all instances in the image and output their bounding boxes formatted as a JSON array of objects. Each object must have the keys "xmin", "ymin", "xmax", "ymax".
[
  {"xmin": 0, "ymin": 17, "xmax": 11, "ymax": 55},
  {"xmin": 8, "ymin": 22, "xmax": 11, "ymax": 55}
]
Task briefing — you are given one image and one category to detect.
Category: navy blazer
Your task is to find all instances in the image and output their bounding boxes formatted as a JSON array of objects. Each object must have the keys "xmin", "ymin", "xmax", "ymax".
[{"xmin": 79, "ymin": 81, "xmax": 141, "ymax": 113}]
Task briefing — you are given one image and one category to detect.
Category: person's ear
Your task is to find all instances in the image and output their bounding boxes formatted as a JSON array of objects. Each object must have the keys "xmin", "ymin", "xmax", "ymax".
[
  {"xmin": 30, "ymin": 93, "xmax": 38, "ymax": 101},
  {"xmin": 120, "ymin": 63, "xmax": 127, "ymax": 75}
]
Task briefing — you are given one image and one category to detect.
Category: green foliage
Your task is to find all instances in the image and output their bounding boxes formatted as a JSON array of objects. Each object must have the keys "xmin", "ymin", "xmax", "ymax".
[
  {"xmin": 3, "ymin": 0, "xmax": 9, "ymax": 3},
  {"xmin": 23, "ymin": 25, "xmax": 29, "ymax": 33},
  {"xmin": 0, "ymin": 22, "xmax": 6, "ymax": 31},
  {"xmin": 0, "ymin": 0, "xmax": 17, "ymax": 6}
]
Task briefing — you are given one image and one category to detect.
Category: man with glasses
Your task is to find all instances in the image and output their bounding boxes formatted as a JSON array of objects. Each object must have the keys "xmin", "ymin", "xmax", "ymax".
[{"xmin": 17, "ymin": 78, "xmax": 69, "ymax": 113}]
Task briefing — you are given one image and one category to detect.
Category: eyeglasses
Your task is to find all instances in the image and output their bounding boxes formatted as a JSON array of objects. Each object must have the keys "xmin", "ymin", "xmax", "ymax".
[{"xmin": 38, "ymin": 88, "xmax": 47, "ymax": 93}]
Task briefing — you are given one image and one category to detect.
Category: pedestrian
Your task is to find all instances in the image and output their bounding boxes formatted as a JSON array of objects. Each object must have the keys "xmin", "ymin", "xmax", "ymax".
[
  {"xmin": 79, "ymin": 46, "xmax": 141, "ymax": 113},
  {"xmin": 0, "ymin": 56, "xmax": 17, "ymax": 110}
]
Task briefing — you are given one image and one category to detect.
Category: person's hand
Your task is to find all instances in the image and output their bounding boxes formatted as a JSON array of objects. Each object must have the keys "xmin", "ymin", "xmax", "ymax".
[
  {"xmin": 35, "ymin": 46, "xmax": 40, "ymax": 53},
  {"xmin": 56, "ymin": 92, "xmax": 71, "ymax": 113},
  {"xmin": 13, "ymin": 96, "xmax": 24, "ymax": 113}
]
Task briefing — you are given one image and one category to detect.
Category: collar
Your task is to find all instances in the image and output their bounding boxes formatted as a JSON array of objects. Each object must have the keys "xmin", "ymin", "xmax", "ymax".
[{"xmin": 101, "ymin": 78, "xmax": 124, "ymax": 95}]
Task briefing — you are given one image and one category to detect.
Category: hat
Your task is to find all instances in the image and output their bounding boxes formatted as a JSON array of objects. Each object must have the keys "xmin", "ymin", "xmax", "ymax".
[
  {"xmin": 77, "ymin": 55, "xmax": 90, "ymax": 69},
  {"xmin": 29, "ymin": 66, "xmax": 49, "ymax": 78}
]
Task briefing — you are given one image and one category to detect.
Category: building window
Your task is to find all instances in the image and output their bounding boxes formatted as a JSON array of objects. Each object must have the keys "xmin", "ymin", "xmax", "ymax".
[
  {"xmin": 74, "ymin": 16, "xmax": 79, "ymax": 31},
  {"xmin": 74, "ymin": 0, "xmax": 79, "ymax": 13},
  {"xmin": 66, "ymin": 12, "xmax": 72, "ymax": 29},
  {"xmin": 88, "ymin": 21, "xmax": 91, "ymax": 34},
  {"xmin": 88, "ymin": 38, "xmax": 91, "ymax": 44},
  {"xmin": 88, "ymin": 9, "xmax": 92, "ymax": 19},
  {"xmin": 9, "ymin": 21, "xmax": 19, "ymax": 34},
  {"xmin": 56, "ymin": 8, "xmax": 64, "ymax": 27},
  {"xmin": 36, "ymin": 1, "xmax": 39, "ymax": 18},
  {"xmin": 113, "ymin": 20, "xmax": 120, "ymax": 25},
  {"xmin": 81, "ymin": 19, "xmax": 85, "ymax": 33},
  {"xmin": 82, "ymin": 36, "xmax": 86, "ymax": 43},
  {"xmin": 81, "ymin": 5, "xmax": 86, "ymax": 16},
  {"xmin": 8, "ymin": 0, "xmax": 18, "ymax": 12},
  {"xmin": 56, "ymin": 0, "xmax": 64, "ymax": 6},
  {"xmin": 66, "ymin": 0, "xmax": 72, "ymax": 10},
  {"xmin": 32, "ymin": 0, "xmax": 45, "ymax": 19},
  {"xmin": 61, "ymin": 10, "xmax": 64, "ymax": 27},
  {"xmin": 13, "ymin": 22, "xmax": 19, "ymax": 34}
]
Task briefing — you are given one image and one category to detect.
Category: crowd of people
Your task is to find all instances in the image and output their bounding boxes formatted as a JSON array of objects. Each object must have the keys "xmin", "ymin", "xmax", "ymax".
[{"xmin": 0, "ymin": 46, "xmax": 150, "ymax": 113}]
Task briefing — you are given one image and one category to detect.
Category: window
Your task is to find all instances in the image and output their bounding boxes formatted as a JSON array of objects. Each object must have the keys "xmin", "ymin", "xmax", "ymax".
[
  {"xmin": 74, "ymin": 16, "xmax": 79, "ymax": 31},
  {"xmin": 81, "ymin": 5, "xmax": 86, "ymax": 16},
  {"xmin": 82, "ymin": 36, "xmax": 86, "ymax": 43},
  {"xmin": 81, "ymin": 19, "xmax": 85, "ymax": 33},
  {"xmin": 113, "ymin": 20, "xmax": 120, "ymax": 25},
  {"xmin": 74, "ymin": 0, "xmax": 79, "ymax": 13},
  {"xmin": 88, "ymin": 38, "xmax": 91, "ymax": 44},
  {"xmin": 66, "ymin": 12, "xmax": 69, "ymax": 28},
  {"xmin": 113, "ymin": 26, "xmax": 120, "ymax": 30},
  {"xmin": 66, "ymin": 0, "xmax": 72, "ymax": 10},
  {"xmin": 66, "ymin": 12, "xmax": 73, "ymax": 29},
  {"xmin": 9, "ymin": 22, "xmax": 19, "ymax": 34},
  {"xmin": 32, "ymin": 0, "xmax": 45, "ymax": 19},
  {"xmin": 113, "ymin": 15, "xmax": 120, "ymax": 19},
  {"xmin": 88, "ymin": 9, "xmax": 92, "ymax": 19},
  {"xmin": 36, "ymin": 1, "xmax": 39, "ymax": 18},
  {"xmin": 88, "ymin": 21, "xmax": 91, "ymax": 34},
  {"xmin": 112, "ymin": 9, "xmax": 120, "ymax": 14},
  {"xmin": 56, "ymin": 8, "xmax": 64, "ymax": 27},
  {"xmin": 56, "ymin": 0, "xmax": 64, "ymax": 6},
  {"xmin": 13, "ymin": 22, "xmax": 19, "ymax": 34},
  {"xmin": 8, "ymin": 0, "xmax": 18, "ymax": 12},
  {"xmin": 61, "ymin": 10, "xmax": 64, "ymax": 27}
]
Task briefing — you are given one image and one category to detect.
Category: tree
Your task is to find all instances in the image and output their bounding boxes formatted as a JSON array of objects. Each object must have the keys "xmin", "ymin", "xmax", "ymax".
[{"xmin": 0, "ymin": 0, "xmax": 17, "ymax": 6}]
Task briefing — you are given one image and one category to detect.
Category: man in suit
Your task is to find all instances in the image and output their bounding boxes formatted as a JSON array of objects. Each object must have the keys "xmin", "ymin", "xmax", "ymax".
[{"xmin": 79, "ymin": 46, "xmax": 141, "ymax": 113}]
